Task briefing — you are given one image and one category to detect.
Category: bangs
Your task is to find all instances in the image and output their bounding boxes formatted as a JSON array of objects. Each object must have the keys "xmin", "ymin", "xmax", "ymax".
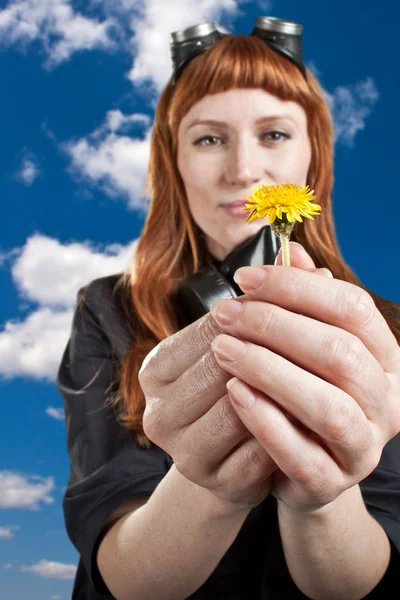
[{"xmin": 169, "ymin": 34, "xmax": 312, "ymax": 136}]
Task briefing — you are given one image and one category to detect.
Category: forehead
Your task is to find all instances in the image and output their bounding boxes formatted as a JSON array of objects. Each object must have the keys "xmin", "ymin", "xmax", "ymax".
[{"xmin": 180, "ymin": 88, "xmax": 306, "ymax": 131}]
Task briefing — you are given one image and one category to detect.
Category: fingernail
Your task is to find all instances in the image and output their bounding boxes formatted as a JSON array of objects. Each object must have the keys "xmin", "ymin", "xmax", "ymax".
[
  {"xmin": 322, "ymin": 268, "xmax": 333, "ymax": 278},
  {"xmin": 211, "ymin": 335, "xmax": 247, "ymax": 360},
  {"xmin": 211, "ymin": 299, "xmax": 243, "ymax": 325},
  {"xmin": 274, "ymin": 242, "xmax": 307, "ymax": 266},
  {"xmin": 274, "ymin": 249, "xmax": 282, "ymax": 266},
  {"xmin": 291, "ymin": 242, "xmax": 309, "ymax": 256},
  {"xmin": 227, "ymin": 378, "xmax": 255, "ymax": 409},
  {"xmin": 233, "ymin": 266, "xmax": 267, "ymax": 290}
]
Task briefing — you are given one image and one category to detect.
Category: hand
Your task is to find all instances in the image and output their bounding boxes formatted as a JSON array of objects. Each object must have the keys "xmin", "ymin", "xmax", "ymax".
[
  {"xmin": 210, "ymin": 242, "xmax": 400, "ymax": 515},
  {"xmin": 139, "ymin": 284, "xmax": 280, "ymax": 512}
]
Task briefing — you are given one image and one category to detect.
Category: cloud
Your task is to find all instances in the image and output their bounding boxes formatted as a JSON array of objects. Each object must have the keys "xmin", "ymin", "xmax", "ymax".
[
  {"xmin": 114, "ymin": 0, "xmax": 233, "ymax": 96},
  {"xmin": 0, "ymin": 247, "xmax": 20, "ymax": 267},
  {"xmin": 10, "ymin": 233, "xmax": 137, "ymax": 306},
  {"xmin": 15, "ymin": 152, "xmax": 41, "ymax": 186},
  {"xmin": 0, "ymin": 471, "xmax": 55, "ymax": 509},
  {"xmin": 324, "ymin": 76, "xmax": 379, "ymax": 148},
  {"xmin": 0, "ymin": 307, "xmax": 77, "ymax": 381},
  {"xmin": 306, "ymin": 60, "xmax": 322, "ymax": 79},
  {"xmin": 46, "ymin": 407, "xmax": 65, "ymax": 421},
  {"xmin": 62, "ymin": 109, "xmax": 153, "ymax": 210},
  {"xmin": 20, "ymin": 559, "xmax": 76, "ymax": 580},
  {"xmin": 0, "ymin": 0, "xmax": 119, "ymax": 68},
  {"xmin": 255, "ymin": 0, "xmax": 271, "ymax": 9},
  {"xmin": 0, "ymin": 233, "xmax": 137, "ymax": 381},
  {"xmin": 0, "ymin": 525, "xmax": 20, "ymax": 540},
  {"xmin": 3, "ymin": 563, "xmax": 13, "ymax": 569}
]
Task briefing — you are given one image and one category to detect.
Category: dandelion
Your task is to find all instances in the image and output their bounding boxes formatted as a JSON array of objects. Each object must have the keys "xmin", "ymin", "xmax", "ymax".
[{"xmin": 243, "ymin": 182, "xmax": 322, "ymax": 266}]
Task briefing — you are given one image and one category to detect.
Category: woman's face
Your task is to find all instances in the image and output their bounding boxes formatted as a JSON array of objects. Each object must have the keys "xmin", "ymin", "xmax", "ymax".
[{"xmin": 177, "ymin": 88, "xmax": 312, "ymax": 261}]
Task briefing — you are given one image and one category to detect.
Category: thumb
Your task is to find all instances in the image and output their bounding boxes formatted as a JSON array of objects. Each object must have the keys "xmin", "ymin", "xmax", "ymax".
[
  {"xmin": 274, "ymin": 241, "xmax": 333, "ymax": 278},
  {"xmin": 274, "ymin": 241, "xmax": 315, "ymax": 269}
]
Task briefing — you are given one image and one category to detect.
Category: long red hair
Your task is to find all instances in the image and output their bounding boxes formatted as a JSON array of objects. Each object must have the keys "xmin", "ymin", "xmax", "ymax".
[{"xmin": 108, "ymin": 34, "xmax": 399, "ymax": 449}]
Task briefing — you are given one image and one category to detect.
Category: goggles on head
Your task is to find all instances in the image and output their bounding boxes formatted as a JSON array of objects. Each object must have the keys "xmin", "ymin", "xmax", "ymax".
[{"xmin": 169, "ymin": 16, "xmax": 307, "ymax": 89}]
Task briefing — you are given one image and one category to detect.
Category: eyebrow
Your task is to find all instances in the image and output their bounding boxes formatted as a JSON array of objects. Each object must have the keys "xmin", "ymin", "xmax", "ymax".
[{"xmin": 186, "ymin": 115, "xmax": 297, "ymax": 131}]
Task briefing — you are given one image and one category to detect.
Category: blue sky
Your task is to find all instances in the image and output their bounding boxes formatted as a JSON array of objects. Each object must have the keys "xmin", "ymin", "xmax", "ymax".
[{"xmin": 1, "ymin": 0, "xmax": 399, "ymax": 598}]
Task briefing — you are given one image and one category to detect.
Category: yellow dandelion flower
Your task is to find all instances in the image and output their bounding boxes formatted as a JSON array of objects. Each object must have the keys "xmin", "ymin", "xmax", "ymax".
[{"xmin": 243, "ymin": 182, "xmax": 322, "ymax": 266}]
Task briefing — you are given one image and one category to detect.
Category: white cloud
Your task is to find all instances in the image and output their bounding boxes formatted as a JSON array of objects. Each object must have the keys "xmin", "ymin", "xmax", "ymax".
[
  {"xmin": 0, "ymin": 233, "xmax": 137, "ymax": 381},
  {"xmin": 46, "ymin": 407, "xmax": 65, "ymax": 421},
  {"xmin": 0, "ymin": 0, "xmax": 118, "ymax": 68},
  {"xmin": 117, "ymin": 0, "xmax": 233, "ymax": 96},
  {"xmin": 0, "ymin": 247, "xmax": 20, "ymax": 267},
  {"xmin": 20, "ymin": 559, "xmax": 76, "ymax": 580},
  {"xmin": 324, "ymin": 76, "xmax": 379, "ymax": 148},
  {"xmin": 306, "ymin": 60, "xmax": 322, "ymax": 79},
  {"xmin": 10, "ymin": 233, "xmax": 137, "ymax": 306},
  {"xmin": 104, "ymin": 109, "xmax": 151, "ymax": 133},
  {"xmin": 0, "ymin": 471, "xmax": 55, "ymax": 510},
  {"xmin": 0, "ymin": 307, "xmax": 77, "ymax": 381},
  {"xmin": 51, "ymin": 596, "xmax": 62, "ymax": 600},
  {"xmin": 62, "ymin": 109, "xmax": 152, "ymax": 210},
  {"xmin": 16, "ymin": 155, "xmax": 41, "ymax": 186},
  {"xmin": 0, "ymin": 525, "xmax": 20, "ymax": 540},
  {"xmin": 3, "ymin": 563, "xmax": 13, "ymax": 569},
  {"xmin": 256, "ymin": 0, "xmax": 271, "ymax": 9}
]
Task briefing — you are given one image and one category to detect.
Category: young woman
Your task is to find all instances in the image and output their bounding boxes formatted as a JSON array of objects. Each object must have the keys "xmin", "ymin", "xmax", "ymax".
[{"xmin": 57, "ymin": 18, "xmax": 400, "ymax": 600}]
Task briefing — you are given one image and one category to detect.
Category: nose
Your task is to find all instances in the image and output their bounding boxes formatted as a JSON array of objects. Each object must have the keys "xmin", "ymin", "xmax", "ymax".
[{"xmin": 224, "ymin": 137, "xmax": 266, "ymax": 188}]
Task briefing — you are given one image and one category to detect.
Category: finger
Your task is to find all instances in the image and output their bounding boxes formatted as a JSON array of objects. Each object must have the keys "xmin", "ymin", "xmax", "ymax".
[
  {"xmin": 179, "ymin": 390, "xmax": 278, "ymax": 486},
  {"xmin": 152, "ymin": 343, "xmax": 273, "ymax": 478},
  {"xmin": 163, "ymin": 352, "xmax": 279, "ymax": 487},
  {"xmin": 139, "ymin": 311, "xmax": 224, "ymax": 385},
  {"xmin": 211, "ymin": 299, "xmax": 389, "ymax": 426},
  {"xmin": 309, "ymin": 267, "xmax": 333, "ymax": 278},
  {"xmin": 211, "ymin": 335, "xmax": 378, "ymax": 476},
  {"xmin": 209, "ymin": 433, "xmax": 278, "ymax": 504},
  {"xmin": 231, "ymin": 265, "xmax": 398, "ymax": 374},
  {"xmin": 274, "ymin": 241, "xmax": 316, "ymax": 268},
  {"xmin": 275, "ymin": 242, "xmax": 333, "ymax": 278},
  {"xmin": 225, "ymin": 378, "xmax": 347, "ymax": 508}
]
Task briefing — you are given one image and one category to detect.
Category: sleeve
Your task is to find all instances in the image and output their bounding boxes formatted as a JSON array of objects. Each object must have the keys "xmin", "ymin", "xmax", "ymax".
[
  {"xmin": 56, "ymin": 284, "xmax": 171, "ymax": 596},
  {"xmin": 359, "ymin": 431, "xmax": 400, "ymax": 595}
]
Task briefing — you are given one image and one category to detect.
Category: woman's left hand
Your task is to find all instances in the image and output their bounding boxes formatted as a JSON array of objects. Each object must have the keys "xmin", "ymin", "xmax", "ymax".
[{"xmin": 210, "ymin": 243, "xmax": 400, "ymax": 514}]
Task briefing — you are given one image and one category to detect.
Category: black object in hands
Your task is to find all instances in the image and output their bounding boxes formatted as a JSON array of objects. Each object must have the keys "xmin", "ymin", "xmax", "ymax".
[{"xmin": 174, "ymin": 226, "xmax": 280, "ymax": 328}]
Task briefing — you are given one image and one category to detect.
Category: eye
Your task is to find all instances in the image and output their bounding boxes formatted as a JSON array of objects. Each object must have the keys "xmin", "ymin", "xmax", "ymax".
[
  {"xmin": 193, "ymin": 135, "xmax": 222, "ymax": 147},
  {"xmin": 193, "ymin": 131, "xmax": 290, "ymax": 147},
  {"xmin": 264, "ymin": 131, "xmax": 290, "ymax": 143}
]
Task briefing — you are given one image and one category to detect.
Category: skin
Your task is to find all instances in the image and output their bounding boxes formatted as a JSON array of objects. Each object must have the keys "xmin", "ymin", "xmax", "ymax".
[
  {"xmin": 210, "ymin": 249, "xmax": 400, "ymax": 513},
  {"xmin": 141, "ymin": 241, "xmax": 399, "ymax": 594},
  {"xmin": 177, "ymin": 88, "xmax": 312, "ymax": 261},
  {"xmin": 209, "ymin": 246, "xmax": 399, "ymax": 596}
]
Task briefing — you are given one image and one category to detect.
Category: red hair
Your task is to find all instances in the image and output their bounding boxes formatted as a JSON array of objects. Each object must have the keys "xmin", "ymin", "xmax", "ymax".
[{"xmin": 108, "ymin": 35, "xmax": 399, "ymax": 448}]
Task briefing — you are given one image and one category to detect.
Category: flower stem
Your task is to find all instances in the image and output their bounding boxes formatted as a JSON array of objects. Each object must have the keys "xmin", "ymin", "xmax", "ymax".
[{"xmin": 280, "ymin": 234, "xmax": 290, "ymax": 266}]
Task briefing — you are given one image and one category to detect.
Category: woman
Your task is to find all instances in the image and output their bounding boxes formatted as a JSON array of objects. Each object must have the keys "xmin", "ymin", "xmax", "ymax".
[{"xmin": 57, "ymin": 18, "xmax": 400, "ymax": 600}]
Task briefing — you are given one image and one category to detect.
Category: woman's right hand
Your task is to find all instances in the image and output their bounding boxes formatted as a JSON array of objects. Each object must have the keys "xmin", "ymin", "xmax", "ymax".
[{"xmin": 139, "ymin": 302, "xmax": 279, "ymax": 512}]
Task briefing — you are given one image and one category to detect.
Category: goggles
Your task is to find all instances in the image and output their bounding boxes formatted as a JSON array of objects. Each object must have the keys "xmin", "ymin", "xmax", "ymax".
[{"xmin": 169, "ymin": 16, "xmax": 307, "ymax": 90}]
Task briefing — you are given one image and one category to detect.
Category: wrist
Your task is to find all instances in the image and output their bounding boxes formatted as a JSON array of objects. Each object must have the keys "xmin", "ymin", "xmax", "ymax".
[
  {"xmin": 277, "ymin": 484, "xmax": 361, "ymax": 522},
  {"xmin": 208, "ymin": 490, "xmax": 255, "ymax": 518}
]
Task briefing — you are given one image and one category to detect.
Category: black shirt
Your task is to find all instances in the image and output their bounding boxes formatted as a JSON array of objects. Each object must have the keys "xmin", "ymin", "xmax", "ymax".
[{"xmin": 56, "ymin": 273, "xmax": 400, "ymax": 599}]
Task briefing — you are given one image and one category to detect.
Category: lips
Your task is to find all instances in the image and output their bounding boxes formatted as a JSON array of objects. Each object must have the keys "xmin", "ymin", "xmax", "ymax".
[{"xmin": 220, "ymin": 199, "xmax": 249, "ymax": 207}]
